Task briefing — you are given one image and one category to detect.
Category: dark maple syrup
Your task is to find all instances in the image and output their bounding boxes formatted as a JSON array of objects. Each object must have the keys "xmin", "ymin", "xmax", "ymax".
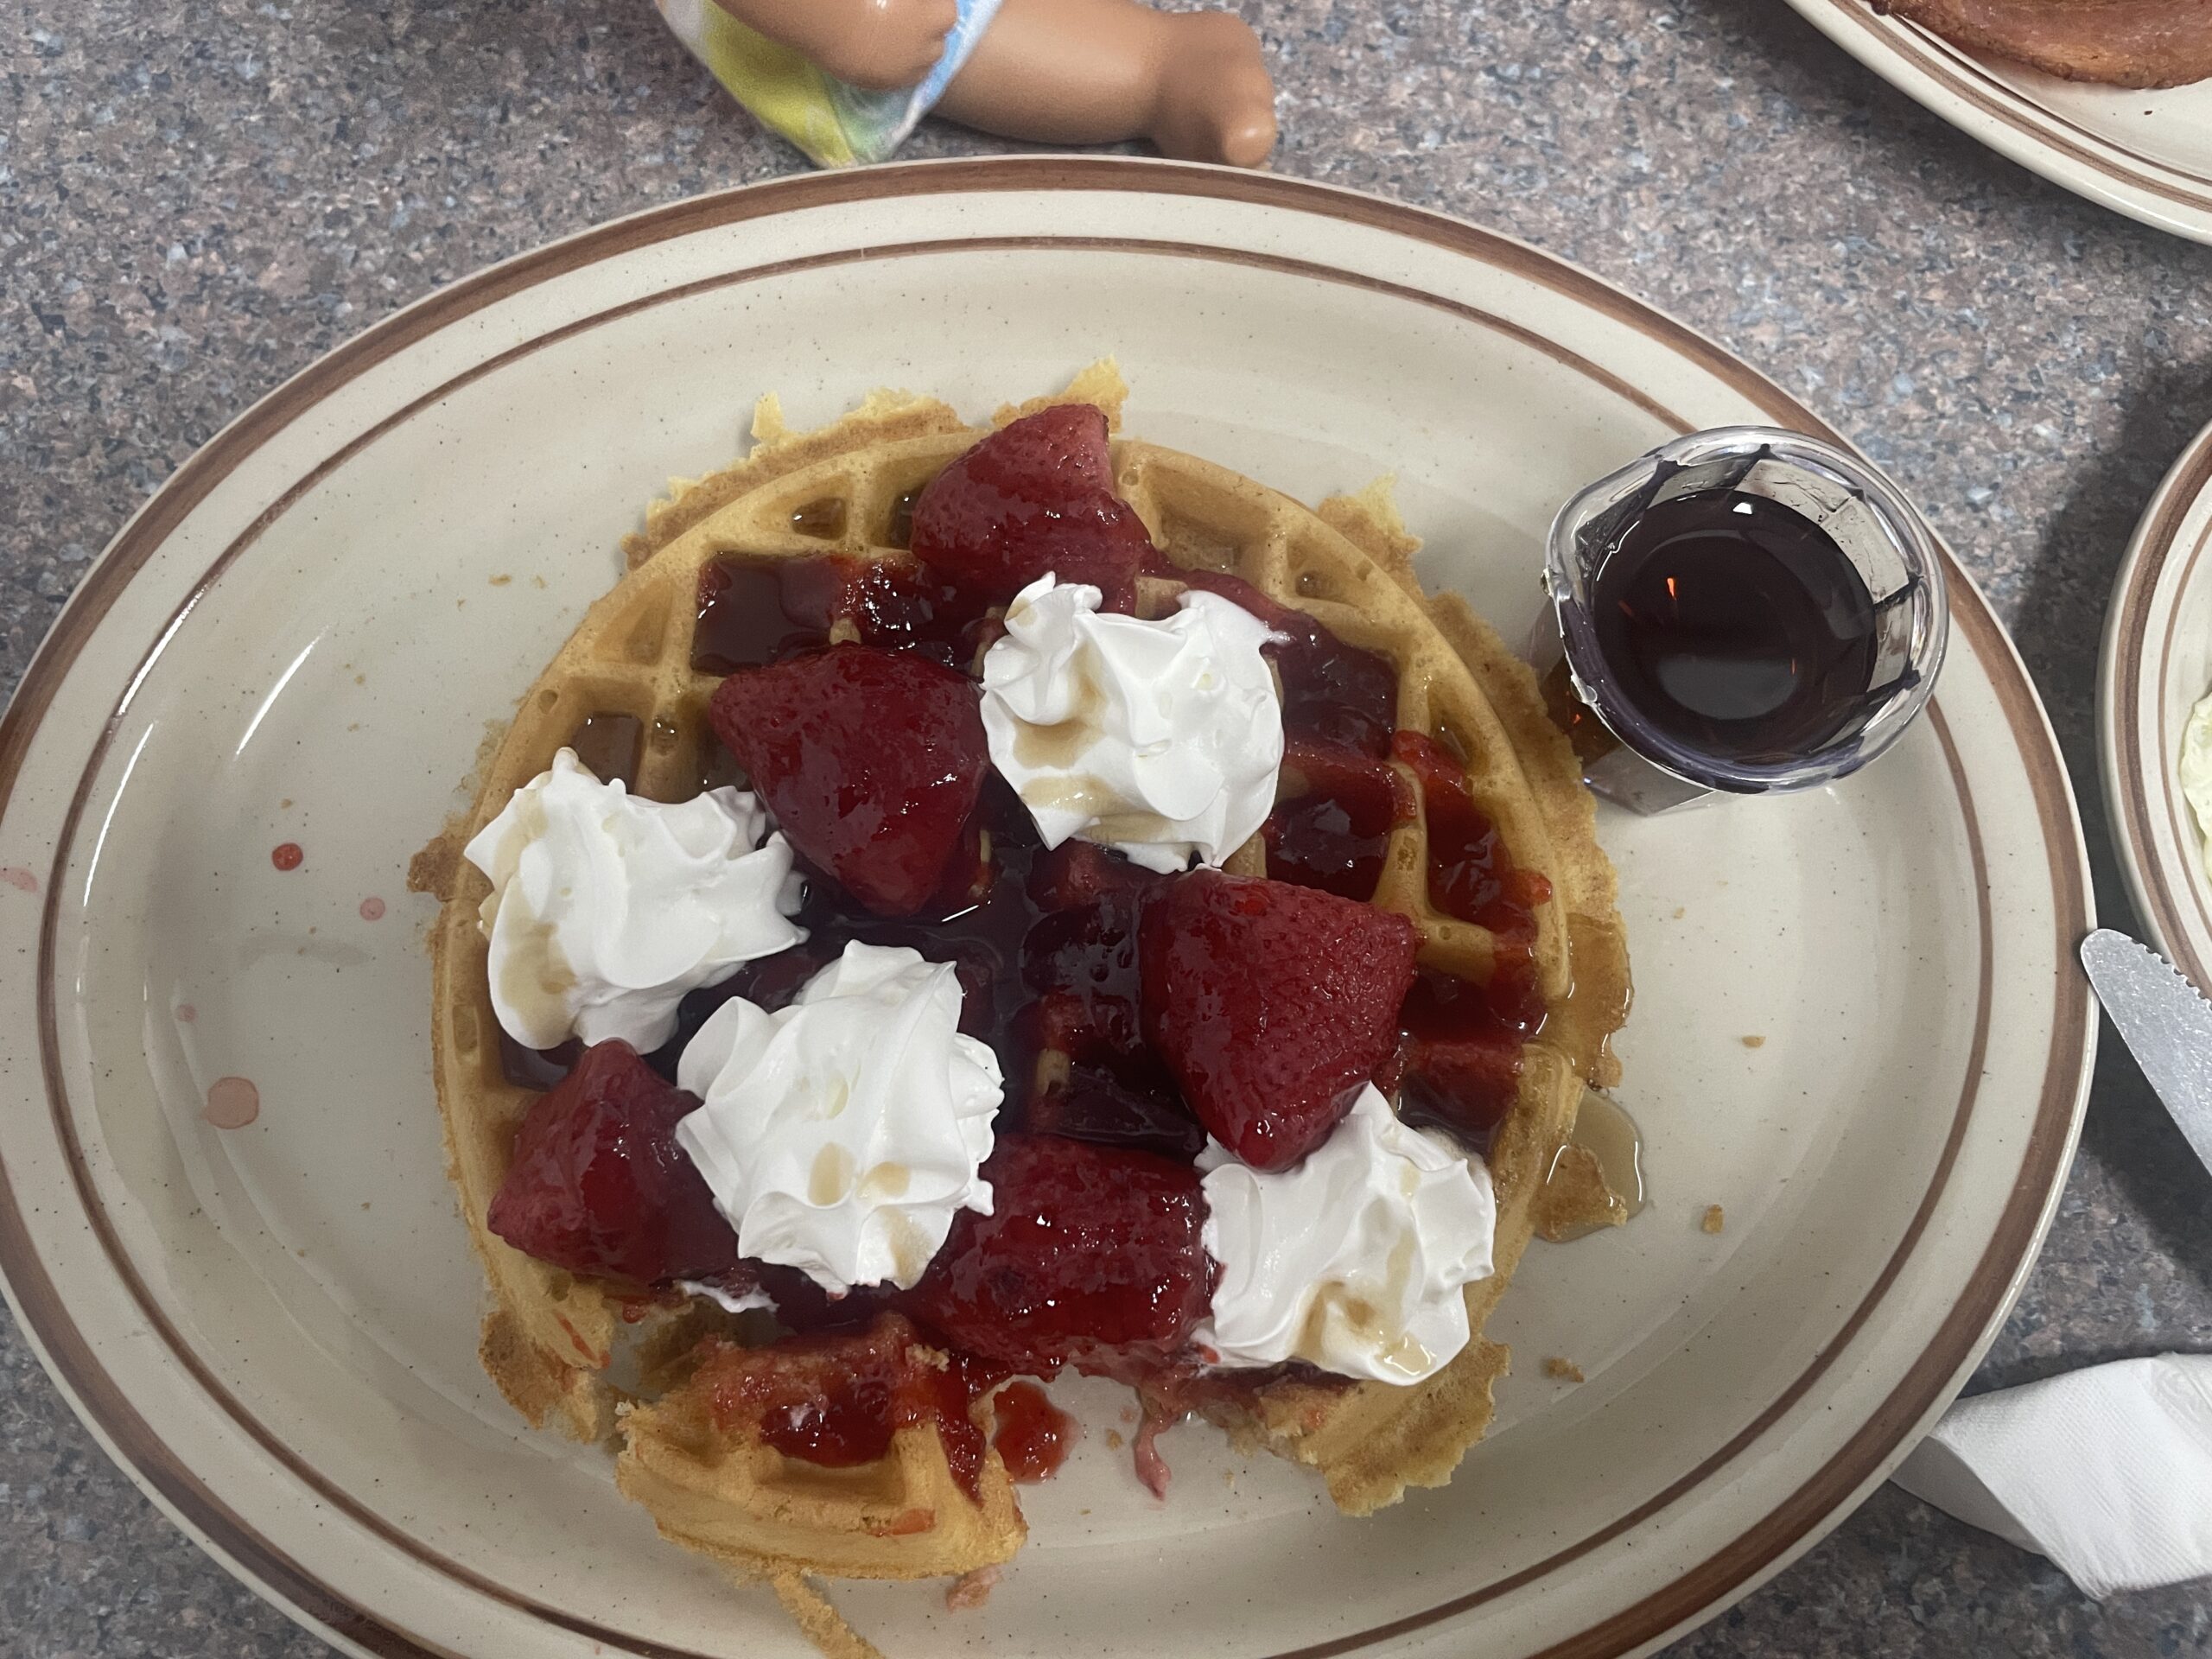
[{"xmin": 1589, "ymin": 489, "xmax": 1878, "ymax": 765}]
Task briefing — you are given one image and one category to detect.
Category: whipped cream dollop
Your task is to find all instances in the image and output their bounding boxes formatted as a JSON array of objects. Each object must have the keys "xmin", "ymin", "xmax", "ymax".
[
  {"xmin": 463, "ymin": 748, "xmax": 804, "ymax": 1052},
  {"xmin": 1195, "ymin": 1086, "xmax": 1497, "ymax": 1384},
  {"xmin": 980, "ymin": 575, "xmax": 1284, "ymax": 874},
  {"xmin": 675, "ymin": 942, "xmax": 1001, "ymax": 1293}
]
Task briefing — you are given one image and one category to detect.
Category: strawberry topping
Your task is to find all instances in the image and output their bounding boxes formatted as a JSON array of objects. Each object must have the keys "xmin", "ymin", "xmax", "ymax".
[
  {"xmin": 904, "ymin": 1135, "xmax": 1212, "ymax": 1376},
  {"xmin": 1018, "ymin": 868, "xmax": 1203, "ymax": 1160},
  {"xmin": 1379, "ymin": 969, "xmax": 1528, "ymax": 1148},
  {"xmin": 493, "ymin": 415, "xmax": 1569, "ymax": 1434},
  {"xmin": 1025, "ymin": 837, "xmax": 1166, "ymax": 912},
  {"xmin": 1370, "ymin": 734, "xmax": 1553, "ymax": 1150},
  {"xmin": 1139, "ymin": 870, "xmax": 1418, "ymax": 1170},
  {"xmin": 692, "ymin": 554, "xmax": 994, "ymax": 675},
  {"xmin": 486, "ymin": 1039, "xmax": 736, "ymax": 1285},
  {"xmin": 990, "ymin": 1380, "xmax": 1079, "ymax": 1483},
  {"xmin": 1391, "ymin": 730, "xmax": 1551, "ymax": 1033},
  {"xmin": 709, "ymin": 643, "xmax": 989, "ymax": 917},
  {"xmin": 1020, "ymin": 991, "xmax": 1205, "ymax": 1161},
  {"xmin": 696, "ymin": 1313, "xmax": 995, "ymax": 1502},
  {"xmin": 910, "ymin": 405, "xmax": 1153, "ymax": 612},
  {"xmin": 1263, "ymin": 738, "xmax": 1418, "ymax": 900}
]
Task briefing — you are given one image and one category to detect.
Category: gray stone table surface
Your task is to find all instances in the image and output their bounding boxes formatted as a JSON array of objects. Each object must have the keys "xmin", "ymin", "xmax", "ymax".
[{"xmin": 2, "ymin": 0, "xmax": 2209, "ymax": 1654}]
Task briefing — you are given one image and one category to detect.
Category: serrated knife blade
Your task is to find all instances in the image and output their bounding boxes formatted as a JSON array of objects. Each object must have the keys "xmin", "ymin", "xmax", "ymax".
[{"xmin": 2079, "ymin": 928, "xmax": 2212, "ymax": 1180}]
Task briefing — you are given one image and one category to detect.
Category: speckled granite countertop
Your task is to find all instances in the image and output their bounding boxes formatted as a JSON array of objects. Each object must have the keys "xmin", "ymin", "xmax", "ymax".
[{"xmin": 2, "ymin": 0, "xmax": 2209, "ymax": 1654}]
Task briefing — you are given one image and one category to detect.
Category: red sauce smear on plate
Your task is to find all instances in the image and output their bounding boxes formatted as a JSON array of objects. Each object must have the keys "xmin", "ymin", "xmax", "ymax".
[{"xmin": 992, "ymin": 1381, "xmax": 1078, "ymax": 1482}]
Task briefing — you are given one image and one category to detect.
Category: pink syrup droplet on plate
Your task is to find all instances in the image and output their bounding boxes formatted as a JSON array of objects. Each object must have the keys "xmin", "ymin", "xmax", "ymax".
[{"xmin": 204, "ymin": 1077, "xmax": 261, "ymax": 1129}]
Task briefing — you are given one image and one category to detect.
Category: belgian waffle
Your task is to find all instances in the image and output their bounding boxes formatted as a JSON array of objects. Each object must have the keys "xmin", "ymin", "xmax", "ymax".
[{"xmin": 416, "ymin": 362, "xmax": 1628, "ymax": 1601}]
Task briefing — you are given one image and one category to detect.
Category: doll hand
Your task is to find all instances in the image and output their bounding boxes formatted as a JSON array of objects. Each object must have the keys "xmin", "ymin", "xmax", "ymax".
[{"xmin": 717, "ymin": 0, "xmax": 961, "ymax": 92}]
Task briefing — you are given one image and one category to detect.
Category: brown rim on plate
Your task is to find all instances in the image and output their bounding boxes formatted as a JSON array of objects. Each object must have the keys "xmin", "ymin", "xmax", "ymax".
[
  {"xmin": 2111, "ymin": 425, "xmax": 2212, "ymax": 986},
  {"xmin": 0, "ymin": 158, "xmax": 2092, "ymax": 1659},
  {"xmin": 1810, "ymin": 0, "xmax": 2212, "ymax": 208}
]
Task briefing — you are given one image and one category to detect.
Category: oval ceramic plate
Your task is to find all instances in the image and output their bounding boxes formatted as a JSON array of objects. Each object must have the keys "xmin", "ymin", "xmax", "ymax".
[
  {"xmin": 0, "ymin": 158, "xmax": 2093, "ymax": 1659},
  {"xmin": 1785, "ymin": 0, "xmax": 2212, "ymax": 244},
  {"xmin": 2100, "ymin": 421, "xmax": 2212, "ymax": 980}
]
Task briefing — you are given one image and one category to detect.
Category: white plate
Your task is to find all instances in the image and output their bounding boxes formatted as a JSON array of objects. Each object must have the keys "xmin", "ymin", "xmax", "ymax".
[
  {"xmin": 2100, "ymin": 421, "xmax": 2212, "ymax": 978},
  {"xmin": 1785, "ymin": 0, "xmax": 2212, "ymax": 244},
  {"xmin": 0, "ymin": 158, "xmax": 2094, "ymax": 1659}
]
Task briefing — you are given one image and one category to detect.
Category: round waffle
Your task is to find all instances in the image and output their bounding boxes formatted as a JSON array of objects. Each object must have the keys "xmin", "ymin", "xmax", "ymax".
[{"xmin": 416, "ymin": 364, "xmax": 1628, "ymax": 1592}]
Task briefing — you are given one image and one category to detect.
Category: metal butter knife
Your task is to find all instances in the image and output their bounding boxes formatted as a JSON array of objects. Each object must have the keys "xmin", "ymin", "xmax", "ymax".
[{"xmin": 2079, "ymin": 928, "xmax": 2212, "ymax": 1180}]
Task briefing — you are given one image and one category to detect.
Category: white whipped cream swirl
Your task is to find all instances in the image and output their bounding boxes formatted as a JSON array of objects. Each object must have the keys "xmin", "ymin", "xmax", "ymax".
[
  {"xmin": 463, "ymin": 748, "xmax": 804, "ymax": 1052},
  {"xmin": 980, "ymin": 575, "xmax": 1284, "ymax": 874},
  {"xmin": 675, "ymin": 942, "xmax": 1001, "ymax": 1293},
  {"xmin": 1195, "ymin": 1086, "xmax": 1497, "ymax": 1384}
]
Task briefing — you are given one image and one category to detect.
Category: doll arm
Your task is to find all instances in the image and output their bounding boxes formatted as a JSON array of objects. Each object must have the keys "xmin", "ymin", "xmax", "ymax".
[{"xmin": 710, "ymin": 0, "xmax": 960, "ymax": 91}]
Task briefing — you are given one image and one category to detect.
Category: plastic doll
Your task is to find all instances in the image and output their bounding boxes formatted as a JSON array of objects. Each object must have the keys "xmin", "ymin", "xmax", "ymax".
[{"xmin": 654, "ymin": 0, "xmax": 1277, "ymax": 170}]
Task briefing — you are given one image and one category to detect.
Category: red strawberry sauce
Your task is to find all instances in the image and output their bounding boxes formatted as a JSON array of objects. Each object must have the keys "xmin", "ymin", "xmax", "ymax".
[
  {"xmin": 1378, "ymin": 732, "xmax": 1554, "ymax": 1148},
  {"xmin": 700, "ymin": 1316, "xmax": 995, "ymax": 1502},
  {"xmin": 493, "ymin": 414, "xmax": 1554, "ymax": 1487},
  {"xmin": 992, "ymin": 1381, "xmax": 1078, "ymax": 1482},
  {"xmin": 694, "ymin": 554, "xmax": 995, "ymax": 676}
]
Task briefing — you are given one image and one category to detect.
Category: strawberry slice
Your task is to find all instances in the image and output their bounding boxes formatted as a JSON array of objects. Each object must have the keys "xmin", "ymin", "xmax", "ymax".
[
  {"xmin": 1139, "ymin": 870, "xmax": 1418, "ymax": 1170},
  {"xmin": 709, "ymin": 643, "xmax": 988, "ymax": 917},
  {"xmin": 909, "ymin": 405, "xmax": 1152, "ymax": 612},
  {"xmin": 903, "ymin": 1135, "xmax": 1211, "ymax": 1376},
  {"xmin": 486, "ymin": 1039, "xmax": 736, "ymax": 1284}
]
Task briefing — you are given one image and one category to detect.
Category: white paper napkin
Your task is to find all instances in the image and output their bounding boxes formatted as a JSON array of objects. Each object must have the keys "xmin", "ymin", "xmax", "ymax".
[{"xmin": 1891, "ymin": 1354, "xmax": 2212, "ymax": 1598}]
